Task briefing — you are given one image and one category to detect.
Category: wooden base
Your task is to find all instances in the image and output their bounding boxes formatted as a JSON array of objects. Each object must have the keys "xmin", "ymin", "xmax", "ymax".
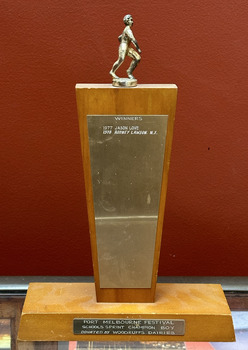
[{"xmin": 18, "ymin": 283, "xmax": 235, "ymax": 342}]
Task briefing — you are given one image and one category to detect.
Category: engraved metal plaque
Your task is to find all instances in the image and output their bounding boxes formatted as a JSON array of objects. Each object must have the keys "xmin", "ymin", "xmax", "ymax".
[
  {"xmin": 74, "ymin": 318, "xmax": 185, "ymax": 336},
  {"xmin": 87, "ymin": 115, "xmax": 168, "ymax": 288}
]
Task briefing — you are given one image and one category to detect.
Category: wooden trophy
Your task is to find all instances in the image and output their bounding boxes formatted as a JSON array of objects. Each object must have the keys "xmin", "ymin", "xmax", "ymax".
[
  {"xmin": 17, "ymin": 83, "xmax": 235, "ymax": 343},
  {"xmin": 18, "ymin": 15, "xmax": 235, "ymax": 344}
]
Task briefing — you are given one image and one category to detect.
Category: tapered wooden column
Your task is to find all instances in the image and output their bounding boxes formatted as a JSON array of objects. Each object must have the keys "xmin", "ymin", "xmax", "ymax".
[{"xmin": 76, "ymin": 84, "xmax": 177, "ymax": 302}]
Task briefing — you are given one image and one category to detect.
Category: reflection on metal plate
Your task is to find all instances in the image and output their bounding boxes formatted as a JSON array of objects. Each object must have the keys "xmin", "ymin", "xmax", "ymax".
[{"xmin": 87, "ymin": 115, "xmax": 168, "ymax": 288}]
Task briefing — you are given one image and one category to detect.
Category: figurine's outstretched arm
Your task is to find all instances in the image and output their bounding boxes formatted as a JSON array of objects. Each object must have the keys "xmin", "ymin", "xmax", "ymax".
[
  {"xmin": 126, "ymin": 28, "xmax": 141, "ymax": 53},
  {"xmin": 132, "ymin": 39, "xmax": 141, "ymax": 53}
]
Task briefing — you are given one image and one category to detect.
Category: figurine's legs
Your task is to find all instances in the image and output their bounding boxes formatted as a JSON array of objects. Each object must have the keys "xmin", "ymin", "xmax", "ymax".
[
  {"xmin": 127, "ymin": 48, "xmax": 141, "ymax": 79},
  {"xmin": 127, "ymin": 60, "xmax": 138, "ymax": 79},
  {"xmin": 110, "ymin": 58, "xmax": 124, "ymax": 79},
  {"xmin": 110, "ymin": 44, "xmax": 127, "ymax": 79}
]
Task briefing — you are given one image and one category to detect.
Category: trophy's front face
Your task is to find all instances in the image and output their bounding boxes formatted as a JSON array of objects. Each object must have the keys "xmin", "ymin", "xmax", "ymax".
[
  {"xmin": 87, "ymin": 114, "xmax": 168, "ymax": 288},
  {"xmin": 18, "ymin": 85, "xmax": 235, "ymax": 344}
]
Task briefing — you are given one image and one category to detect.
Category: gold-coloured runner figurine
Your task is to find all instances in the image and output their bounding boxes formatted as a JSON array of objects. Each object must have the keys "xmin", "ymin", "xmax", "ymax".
[{"xmin": 110, "ymin": 14, "xmax": 141, "ymax": 87}]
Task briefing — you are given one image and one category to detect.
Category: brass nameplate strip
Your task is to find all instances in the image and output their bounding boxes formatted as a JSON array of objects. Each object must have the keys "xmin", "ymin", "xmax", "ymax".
[{"xmin": 73, "ymin": 318, "xmax": 185, "ymax": 336}]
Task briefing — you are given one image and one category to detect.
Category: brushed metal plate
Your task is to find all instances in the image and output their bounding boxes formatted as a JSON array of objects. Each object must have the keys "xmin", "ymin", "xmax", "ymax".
[{"xmin": 87, "ymin": 115, "xmax": 168, "ymax": 288}]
